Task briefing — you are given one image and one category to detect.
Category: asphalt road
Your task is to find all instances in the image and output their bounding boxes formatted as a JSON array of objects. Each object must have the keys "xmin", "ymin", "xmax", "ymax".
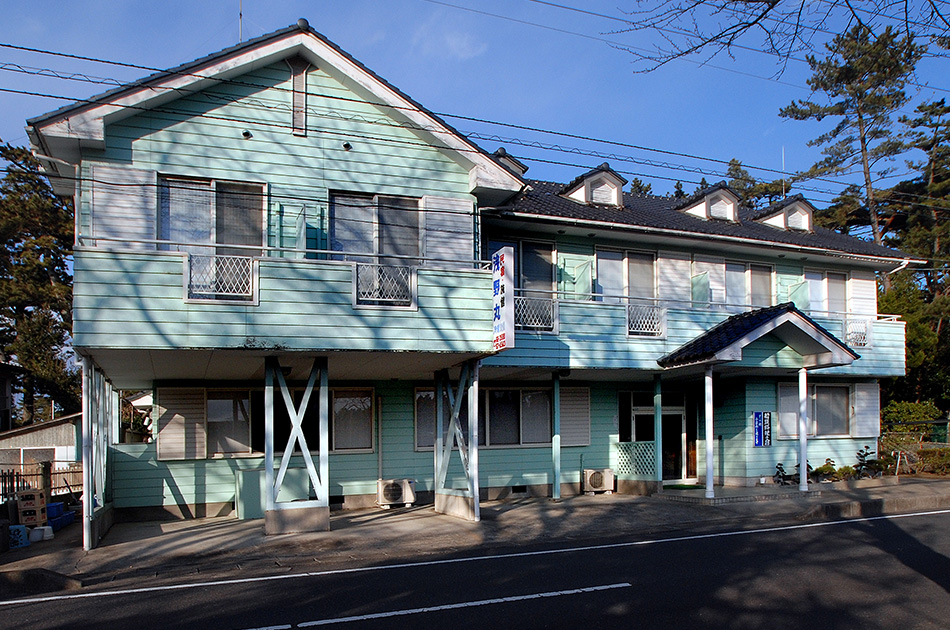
[{"xmin": 3, "ymin": 510, "xmax": 949, "ymax": 629}]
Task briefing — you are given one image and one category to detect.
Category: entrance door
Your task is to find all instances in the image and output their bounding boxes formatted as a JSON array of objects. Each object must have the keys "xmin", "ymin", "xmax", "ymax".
[{"xmin": 662, "ymin": 412, "xmax": 697, "ymax": 482}]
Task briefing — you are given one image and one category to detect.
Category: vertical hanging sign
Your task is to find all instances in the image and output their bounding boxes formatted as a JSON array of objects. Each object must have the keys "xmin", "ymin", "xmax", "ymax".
[
  {"xmin": 492, "ymin": 246, "xmax": 515, "ymax": 351},
  {"xmin": 753, "ymin": 411, "xmax": 772, "ymax": 447}
]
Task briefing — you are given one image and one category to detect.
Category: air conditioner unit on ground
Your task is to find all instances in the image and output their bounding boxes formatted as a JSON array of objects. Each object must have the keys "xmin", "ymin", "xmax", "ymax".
[
  {"xmin": 377, "ymin": 478, "xmax": 416, "ymax": 508},
  {"xmin": 583, "ymin": 468, "xmax": 614, "ymax": 494}
]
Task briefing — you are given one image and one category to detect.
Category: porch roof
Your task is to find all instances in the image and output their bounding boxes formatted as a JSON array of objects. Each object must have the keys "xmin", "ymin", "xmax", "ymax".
[{"xmin": 657, "ymin": 302, "xmax": 859, "ymax": 370}]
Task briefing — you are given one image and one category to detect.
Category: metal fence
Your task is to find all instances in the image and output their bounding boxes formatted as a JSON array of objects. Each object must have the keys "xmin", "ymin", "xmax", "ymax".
[
  {"xmin": 515, "ymin": 296, "xmax": 557, "ymax": 331},
  {"xmin": 627, "ymin": 302, "xmax": 665, "ymax": 337},
  {"xmin": 187, "ymin": 255, "xmax": 254, "ymax": 299},
  {"xmin": 355, "ymin": 263, "xmax": 413, "ymax": 306}
]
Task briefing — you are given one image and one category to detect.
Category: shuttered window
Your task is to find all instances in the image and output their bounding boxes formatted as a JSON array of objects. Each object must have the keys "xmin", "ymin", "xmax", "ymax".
[
  {"xmin": 778, "ymin": 383, "xmax": 859, "ymax": 438},
  {"xmin": 90, "ymin": 165, "xmax": 157, "ymax": 249},
  {"xmin": 560, "ymin": 388, "xmax": 590, "ymax": 447}
]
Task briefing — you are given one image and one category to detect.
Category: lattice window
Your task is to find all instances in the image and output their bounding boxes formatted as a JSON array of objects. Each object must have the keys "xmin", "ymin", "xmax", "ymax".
[
  {"xmin": 845, "ymin": 318, "xmax": 870, "ymax": 348},
  {"xmin": 355, "ymin": 263, "xmax": 413, "ymax": 307},
  {"xmin": 627, "ymin": 303, "xmax": 664, "ymax": 337},
  {"xmin": 187, "ymin": 255, "xmax": 254, "ymax": 300},
  {"xmin": 515, "ymin": 296, "xmax": 557, "ymax": 331}
]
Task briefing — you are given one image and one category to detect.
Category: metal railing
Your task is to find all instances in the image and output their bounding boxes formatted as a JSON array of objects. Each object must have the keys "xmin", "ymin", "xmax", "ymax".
[
  {"xmin": 616, "ymin": 441, "xmax": 656, "ymax": 477},
  {"xmin": 627, "ymin": 302, "xmax": 665, "ymax": 337},
  {"xmin": 844, "ymin": 318, "xmax": 871, "ymax": 348},
  {"xmin": 187, "ymin": 254, "xmax": 255, "ymax": 300},
  {"xmin": 355, "ymin": 263, "xmax": 414, "ymax": 307},
  {"xmin": 515, "ymin": 295, "xmax": 558, "ymax": 332}
]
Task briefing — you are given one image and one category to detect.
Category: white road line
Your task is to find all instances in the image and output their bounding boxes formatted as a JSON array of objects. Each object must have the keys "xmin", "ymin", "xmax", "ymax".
[
  {"xmin": 2, "ymin": 508, "xmax": 948, "ymax": 608},
  {"xmin": 240, "ymin": 626, "xmax": 292, "ymax": 630},
  {"xmin": 295, "ymin": 582, "xmax": 632, "ymax": 626}
]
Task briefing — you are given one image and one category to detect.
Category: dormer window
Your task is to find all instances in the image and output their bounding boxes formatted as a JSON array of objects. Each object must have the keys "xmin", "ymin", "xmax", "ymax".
[
  {"xmin": 755, "ymin": 195, "xmax": 814, "ymax": 232},
  {"xmin": 560, "ymin": 162, "xmax": 627, "ymax": 208},
  {"xmin": 589, "ymin": 177, "xmax": 619, "ymax": 205},
  {"xmin": 681, "ymin": 185, "xmax": 739, "ymax": 222}
]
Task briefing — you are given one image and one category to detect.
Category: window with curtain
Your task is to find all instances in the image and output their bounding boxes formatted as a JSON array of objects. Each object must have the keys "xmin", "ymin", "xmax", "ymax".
[
  {"xmin": 778, "ymin": 384, "xmax": 852, "ymax": 438},
  {"xmin": 158, "ymin": 178, "xmax": 262, "ymax": 254},
  {"xmin": 329, "ymin": 193, "xmax": 420, "ymax": 264},
  {"xmin": 331, "ymin": 390, "xmax": 373, "ymax": 450}
]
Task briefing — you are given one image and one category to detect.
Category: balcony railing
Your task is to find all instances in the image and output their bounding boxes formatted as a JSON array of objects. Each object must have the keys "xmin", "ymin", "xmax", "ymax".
[
  {"xmin": 354, "ymin": 263, "xmax": 414, "ymax": 307},
  {"xmin": 627, "ymin": 301, "xmax": 665, "ymax": 337},
  {"xmin": 187, "ymin": 255, "xmax": 255, "ymax": 300},
  {"xmin": 515, "ymin": 295, "xmax": 558, "ymax": 332},
  {"xmin": 845, "ymin": 318, "xmax": 871, "ymax": 348}
]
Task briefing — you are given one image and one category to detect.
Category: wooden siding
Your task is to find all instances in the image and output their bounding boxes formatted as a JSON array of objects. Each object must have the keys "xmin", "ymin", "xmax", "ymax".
[
  {"xmin": 482, "ymin": 303, "xmax": 905, "ymax": 377},
  {"xmin": 73, "ymin": 251, "xmax": 493, "ymax": 352},
  {"xmin": 111, "ymin": 380, "xmax": 619, "ymax": 509}
]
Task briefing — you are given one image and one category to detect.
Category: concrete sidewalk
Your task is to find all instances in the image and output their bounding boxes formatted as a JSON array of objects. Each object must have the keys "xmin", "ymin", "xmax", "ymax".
[{"xmin": 3, "ymin": 477, "xmax": 950, "ymax": 599}]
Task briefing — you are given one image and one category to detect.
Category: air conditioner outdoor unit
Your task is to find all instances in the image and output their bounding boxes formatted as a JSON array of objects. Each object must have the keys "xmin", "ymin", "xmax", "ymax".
[
  {"xmin": 583, "ymin": 468, "xmax": 614, "ymax": 494},
  {"xmin": 377, "ymin": 478, "xmax": 416, "ymax": 508}
]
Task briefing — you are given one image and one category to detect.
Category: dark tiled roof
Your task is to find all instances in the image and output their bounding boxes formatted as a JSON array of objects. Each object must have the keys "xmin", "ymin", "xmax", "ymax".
[
  {"xmin": 501, "ymin": 180, "xmax": 911, "ymax": 261},
  {"xmin": 558, "ymin": 162, "xmax": 628, "ymax": 196},
  {"xmin": 657, "ymin": 303, "xmax": 855, "ymax": 368}
]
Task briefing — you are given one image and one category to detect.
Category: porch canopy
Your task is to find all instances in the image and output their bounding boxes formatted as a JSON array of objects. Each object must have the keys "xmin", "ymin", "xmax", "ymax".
[{"xmin": 657, "ymin": 302, "xmax": 859, "ymax": 498}]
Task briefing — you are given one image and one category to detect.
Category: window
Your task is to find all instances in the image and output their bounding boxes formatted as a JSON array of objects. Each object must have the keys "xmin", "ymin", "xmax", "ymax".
[
  {"xmin": 805, "ymin": 270, "xmax": 848, "ymax": 314},
  {"xmin": 331, "ymin": 389, "xmax": 374, "ymax": 451},
  {"xmin": 414, "ymin": 387, "xmax": 552, "ymax": 448},
  {"xmin": 207, "ymin": 391, "xmax": 251, "ymax": 455},
  {"xmin": 159, "ymin": 178, "xmax": 263, "ymax": 255},
  {"xmin": 158, "ymin": 386, "xmax": 373, "ymax": 460},
  {"xmin": 725, "ymin": 263, "xmax": 773, "ymax": 310},
  {"xmin": 330, "ymin": 193, "xmax": 420, "ymax": 265},
  {"xmin": 778, "ymin": 384, "xmax": 852, "ymax": 438},
  {"xmin": 520, "ymin": 241, "xmax": 555, "ymax": 297},
  {"xmin": 595, "ymin": 250, "xmax": 656, "ymax": 302},
  {"xmin": 414, "ymin": 388, "xmax": 479, "ymax": 449}
]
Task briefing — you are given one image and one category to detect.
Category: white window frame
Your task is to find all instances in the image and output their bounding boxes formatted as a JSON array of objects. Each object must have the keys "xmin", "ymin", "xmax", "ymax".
[
  {"xmin": 330, "ymin": 388, "xmax": 375, "ymax": 453},
  {"xmin": 804, "ymin": 269, "xmax": 850, "ymax": 315},
  {"xmin": 725, "ymin": 261, "xmax": 773, "ymax": 310},
  {"xmin": 329, "ymin": 192, "xmax": 422, "ymax": 264},
  {"xmin": 595, "ymin": 248, "xmax": 657, "ymax": 302},
  {"xmin": 777, "ymin": 383, "xmax": 853, "ymax": 439}
]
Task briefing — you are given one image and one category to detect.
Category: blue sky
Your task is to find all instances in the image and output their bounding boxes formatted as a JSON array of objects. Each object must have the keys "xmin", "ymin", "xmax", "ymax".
[{"xmin": 1, "ymin": 0, "xmax": 945, "ymax": 204}]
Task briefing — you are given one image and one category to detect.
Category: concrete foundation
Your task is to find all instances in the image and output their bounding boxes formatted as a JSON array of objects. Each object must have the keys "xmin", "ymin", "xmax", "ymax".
[
  {"xmin": 264, "ymin": 505, "xmax": 330, "ymax": 534},
  {"xmin": 617, "ymin": 479, "xmax": 661, "ymax": 495},
  {"xmin": 434, "ymin": 492, "xmax": 478, "ymax": 521}
]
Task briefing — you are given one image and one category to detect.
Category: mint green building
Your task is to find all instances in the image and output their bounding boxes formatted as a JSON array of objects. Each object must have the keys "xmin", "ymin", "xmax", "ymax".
[{"xmin": 26, "ymin": 21, "xmax": 913, "ymax": 549}]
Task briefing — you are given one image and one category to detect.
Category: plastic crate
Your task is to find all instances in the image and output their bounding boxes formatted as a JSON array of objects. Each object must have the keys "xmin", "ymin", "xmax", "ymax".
[
  {"xmin": 8, "ymin": 525, "xmax": 30, "ymax": 549},
  {"xmin": 19, "ymin": 506, "xmax": 47, "ymax": 526},
  {"xmin": 47, "ymin": 502, "xmax": 64, "ymax": 519},
  {"xmin": 17, "ymin": 490, "xmax": 46, "ymax": 509}
]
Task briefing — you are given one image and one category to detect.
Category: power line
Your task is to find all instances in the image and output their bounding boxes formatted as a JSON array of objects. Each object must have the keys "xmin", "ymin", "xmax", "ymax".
[{"xmin": 0, "ymin": 37, "xmax": 939, "ymax": 205}]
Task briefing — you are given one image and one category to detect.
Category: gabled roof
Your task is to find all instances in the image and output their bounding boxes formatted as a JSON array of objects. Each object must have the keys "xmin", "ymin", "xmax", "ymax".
[
  {"xmin": 492, "ymin": 179, "xmax": 916, "ymax": 267},
  {"xmin": 745, "ymin": 194, "xmax": 816, "ymax": 221},
  {"xmin": 558, "ymin": 162, "xmax": 628, "ymax": 197},
  {"xmin": 27, "ymin": 19, "xmax": 524, "ymax": 201},
  {"xmin": 670, "ymin": 181, "xmax": 735, "ymax": 212},
  {"xmin": 657, "ymin": 303, "xmax": 859, "ymax": 369}
]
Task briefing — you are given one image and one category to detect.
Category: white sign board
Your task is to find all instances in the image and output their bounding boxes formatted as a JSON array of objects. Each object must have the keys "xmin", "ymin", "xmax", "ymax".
[{"xmin": 492, "ymin": 246, "xmax": 515, "ymax": 351}]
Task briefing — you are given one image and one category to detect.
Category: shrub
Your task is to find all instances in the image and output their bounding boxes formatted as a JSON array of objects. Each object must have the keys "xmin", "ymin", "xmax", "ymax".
[
  {"xmin": 837, "ymin": 465, "xmax": 856, "ymax": 480},
  {"xmin": 881, "ymin": 400, "xmax": 941, "ymax": 432},
  {"xmin": 917, "ymin": 448, "xmax": 950, "ymax": 475}
]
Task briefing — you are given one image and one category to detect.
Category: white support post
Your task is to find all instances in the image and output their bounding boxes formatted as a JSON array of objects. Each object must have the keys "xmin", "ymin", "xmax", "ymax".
[
  {"xmin": 469, "ymin": 361, "xmax": 480, "ymax": 521},
  {"xmin": 552, "ymin": 371, "xmax": 561, "ymax": 500},
  {"xmin": 264, "ymin": 358, "xmax": 276, "ymax": 512},
  {"xmin": 704, "ymin": 367, "xmax": 715, "ymax": 499},
  {"xmin": 654, "ymin": 374, "xmax": 662, "ymax": 485},
  {"xmin": 81, "ymin": 361, "xmax": 93, "ymax": 551},
  {"xmin": 433, "ymin": 361, "xmax": 480, "ymax": 521},
  {"xmin": 799, "ymin": 367, "xmax": 809, "ymax": 492},
  {"xmin": 318, "ymin": 357, "xmax": 329, "ymax": 505}
]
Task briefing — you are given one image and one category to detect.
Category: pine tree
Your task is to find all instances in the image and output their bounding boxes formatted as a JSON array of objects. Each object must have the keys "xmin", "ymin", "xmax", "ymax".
[
  {"xmin": 725, "ymin": 159, "xmax": 789, "ymax": 207},
  {"xmin": 629, "ymin": 178, "xmax": 653, "ymax": 195},
  {"xmin": 0, "ymin": 143, "xmax": 78, "ymax": 423},
  {"xmin": 693, "ymin": 177, "xmax": 709, "ymax": 194},
  {"xmin": 780, "ymin": 25, "xmax": 924, "ymax": 251},
  {"xmin": 672, "ymin": 181, "xmax": 686, "ymax": 199}
]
